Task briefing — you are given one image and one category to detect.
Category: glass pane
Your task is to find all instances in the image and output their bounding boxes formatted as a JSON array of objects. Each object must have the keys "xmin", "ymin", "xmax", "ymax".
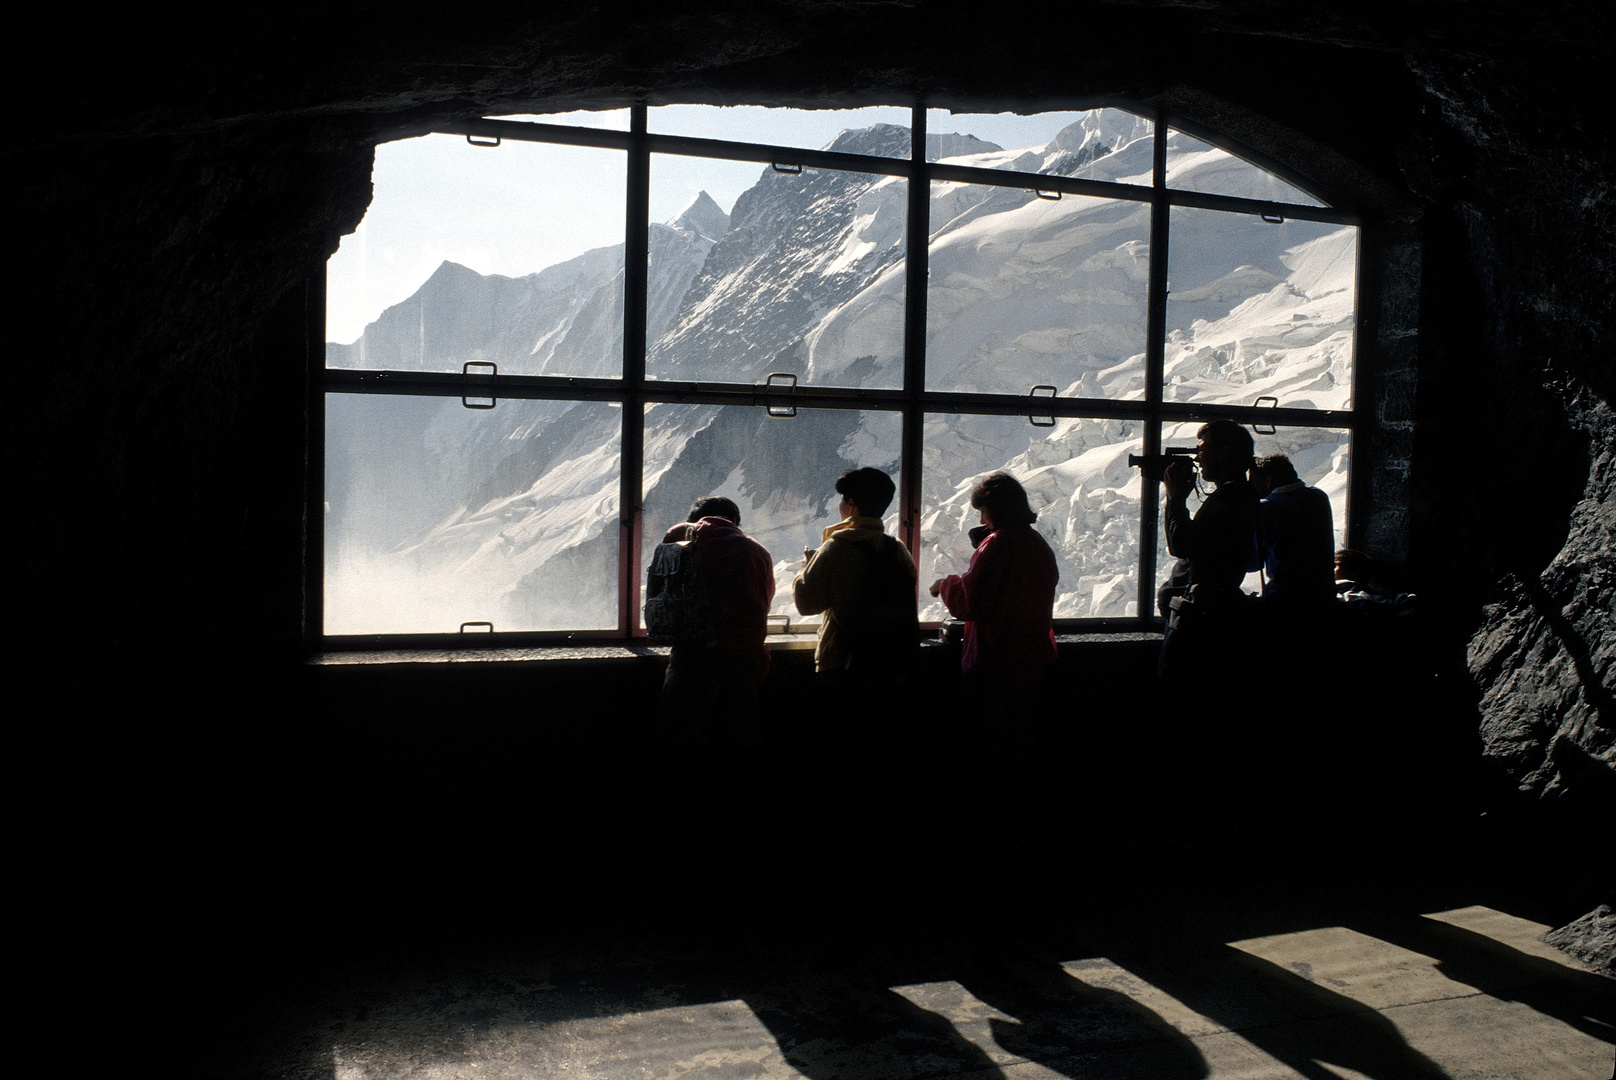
[
  {"xmin": 325, "ymin": 395, "xmax": 622, "ymax": 635},
  {"xmin": 647, "ymin": 159, "xmax": 906, "ymax": 389},
  {"xmin": 1165, "ymin": 129, "xmax": 1325, "ymax": 206},
  {"xmin": 1165, "ymin": 207, "xmax": 1356, "ymax": 410},
  {"xmin": 484, "ymin": 109, "xmax": 631, "ymax": 129},
  {"xmin": 325, "ymin": 135, "xmax": 627, "ymax": 378},
  {"xmin": 921, "ymin": 414, "xmax": 1143, "ymax": 621},
  {"xmin": 1153, "ymin": 421, "xmax": 1349, "ymax": 599},
  {"xmin": 640, "ymin": 404, "xmax": 903, "ymax": 628},
  {"xmin": 926, "ymin": 107, "xmax": 1155, "ymax": 185},
  {"xmin": 928, "ymin": 186, "xmax": 1150, "ymax": 398},
  {"xmin": 649, "ymin": 104, "xmax": 911, "ymax": 157}
]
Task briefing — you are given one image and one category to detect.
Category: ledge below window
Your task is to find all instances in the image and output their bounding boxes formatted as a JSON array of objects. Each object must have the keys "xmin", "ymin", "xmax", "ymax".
[{"xmin": 310, "ymin": 630, "xmax": 1162, "ymax": 667}]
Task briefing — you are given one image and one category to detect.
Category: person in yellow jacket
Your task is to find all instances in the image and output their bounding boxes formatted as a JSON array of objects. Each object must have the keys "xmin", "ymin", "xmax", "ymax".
[{"xmin": 792, "ymin": 467, "xmax": 918, "ymax": 676}]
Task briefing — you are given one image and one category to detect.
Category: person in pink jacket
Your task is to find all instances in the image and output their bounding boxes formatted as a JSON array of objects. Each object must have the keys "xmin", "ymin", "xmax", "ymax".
[{"xmin": 929, "ymin": 472, "xmax": 1058, "ymax": 692}]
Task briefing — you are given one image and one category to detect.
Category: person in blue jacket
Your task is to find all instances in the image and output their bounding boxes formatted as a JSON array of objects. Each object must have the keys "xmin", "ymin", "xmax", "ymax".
[{"xmin": 1251, "ymin": 453, "xmax": 1336, "ymax": 611}]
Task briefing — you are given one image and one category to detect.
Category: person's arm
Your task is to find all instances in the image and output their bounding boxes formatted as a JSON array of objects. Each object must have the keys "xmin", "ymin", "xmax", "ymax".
[
  {"xmin": 1163, "ymin": 495, "xmax": 1195, "ymax": 558},
  {"xmin": 938, "ymin": 535, "xmax": 1004, "ymax": 620},
  {"xmin": 1249, "ymin": 501, "xmax": 1266, "ymax": 574},
  {"xmin": 792, "ymin": 539, "xmax": 841, "ymax": 616},
  {"xmin": 1161, "ymin": 459, "xmax": 1196, "ymax": 558}
]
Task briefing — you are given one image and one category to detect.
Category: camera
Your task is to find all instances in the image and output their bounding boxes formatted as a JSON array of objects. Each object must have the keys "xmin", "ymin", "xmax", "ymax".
[{"xmin": 1127, "ymin": 446, "xmax": 1197, "ymax": 482}]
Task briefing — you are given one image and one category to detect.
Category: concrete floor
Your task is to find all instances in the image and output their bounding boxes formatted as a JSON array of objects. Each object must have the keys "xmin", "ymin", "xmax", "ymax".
[{"xmin": 225, "ymin": 894, "xmax": 1612, "ymax": 1080}]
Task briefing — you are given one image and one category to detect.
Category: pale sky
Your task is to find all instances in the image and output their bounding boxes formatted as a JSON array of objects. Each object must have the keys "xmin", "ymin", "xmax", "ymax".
[{"xmin": 325, "ymin": 105, "xmax": 1133, "ymax": 344}]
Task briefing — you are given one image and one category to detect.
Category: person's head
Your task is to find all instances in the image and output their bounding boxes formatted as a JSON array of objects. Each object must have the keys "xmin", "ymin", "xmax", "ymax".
[
  {"xmin": 969, "ymin": 472, "xmax": 1037, "ymax": 530},
  {"xmin": 1251, "ymin": 453, "xmax": 1299, "ymax": 495},
  {"xmin": 687, "ymin": 496, "xmax": 741, "ymax": 525},
  {"xmin": 834, "ymin": 467, "xmax": 896, "ymax": 519},
  {"xmin": 1195, "ymin": 420, "xmax": 1255, "ymax": 485}
]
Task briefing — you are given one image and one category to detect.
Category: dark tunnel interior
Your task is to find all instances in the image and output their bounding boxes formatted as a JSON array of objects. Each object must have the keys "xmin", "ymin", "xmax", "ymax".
[{"xmin": 11, "ymin": 3, "xmax": 1613, "ymax": 1075}]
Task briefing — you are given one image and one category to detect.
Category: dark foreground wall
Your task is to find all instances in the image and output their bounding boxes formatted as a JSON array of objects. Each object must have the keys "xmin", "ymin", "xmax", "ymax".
[{"xmin": 11, "ymin": 0, "xmax": 1612, "ymax": 997}]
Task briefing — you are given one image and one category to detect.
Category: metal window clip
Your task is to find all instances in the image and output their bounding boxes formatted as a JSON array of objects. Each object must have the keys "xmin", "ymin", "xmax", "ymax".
[
  {"xmin": 466, "ymin": 134, "xmax": 501, "ymax": 148},
  {"xmin": 765, "ymin": 372, "xmax": 798, "ymax": 418},
  {"xmin": 1028, "ymin": 384, "xmax": 1057, "ymax": 427},
  {"xmin": 1260, "ymin": 211, "xmax": 1285, "ymax": 224},
  {"xmin": 459, "ymin": 621, "xmax": 494, "ymax": 633},
  {"xmin": 766, "ymin": 614, "xmax": 793, "ymax": 636},
  {"xmin": 771, "ymin": 162, "xmax": 803, "ymax": 174},
  {"xmin": 1034, "ymin": 188, "xmax": 1062, "ymax": 201},
  {"xmin": 462, "ymin": 360, "xmax": 497, "ymax": 409},
  {"xmin": 1252, "ymin": 394, "xmax": 1278, "ymax": 434}
]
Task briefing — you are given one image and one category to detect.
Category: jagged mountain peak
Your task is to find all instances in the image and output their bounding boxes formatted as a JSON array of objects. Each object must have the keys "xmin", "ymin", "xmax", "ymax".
[
  {"xmin": 823, "ymin": 124, "xmax": 1004, "ymax": 161},
  {"xmin": 928, "ymin": 132, "xmax": 1003, "ymax": 159},
  {"xmin": 1051, "ymin": 110, "xmax": 1152, "ymax": 157},
  {"xmin": 422, "ymin": 259, "xmax": 482, "ymax": 285},
  {"xmin": 669, "ymin": 190, "xmax": 730, "ymax": 242},
  {"xmin": 826, "ymin": 123, "xmax": 913, "ymax": 157}
]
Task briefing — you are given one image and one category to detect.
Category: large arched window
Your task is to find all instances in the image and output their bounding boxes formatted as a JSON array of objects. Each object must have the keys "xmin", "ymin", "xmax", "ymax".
[{"xmin": 318, "ymin": 103, "xmax": 1358, "ymax": 642}]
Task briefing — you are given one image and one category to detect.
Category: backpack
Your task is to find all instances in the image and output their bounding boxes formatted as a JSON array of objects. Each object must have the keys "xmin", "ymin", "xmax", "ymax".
[
  {"xmin": 838, "ymin": 536, "xmax": 919, "ymax": 675},
  {"xmin": 644, "ymin": 526, "xmax": 716, "ymax": 645}
]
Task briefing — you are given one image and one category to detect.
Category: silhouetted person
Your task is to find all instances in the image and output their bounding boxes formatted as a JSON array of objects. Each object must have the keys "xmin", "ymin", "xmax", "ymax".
[
  {"xmin": 1157, "ymin": 419, "xmax": 1259, "ymax": 680},
  {"xmin": 793, "ymin": 467, "xmax": 917, "ymax": 681},
  {"xmin": 929, "ymin": 472, "xmax": 1058, "ymax": 694},
  {"xmin": 1251, "ymin": 453, "xmax": 1336, "ymax": 611},
  {"xmin": 656, "ymin": 496, "xmax": 775, "ymax": 747}
]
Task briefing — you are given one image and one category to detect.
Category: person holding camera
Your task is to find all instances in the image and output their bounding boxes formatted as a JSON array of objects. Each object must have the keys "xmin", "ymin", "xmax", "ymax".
[
  {"xmin": 1158, "ymin": 419, "xmax": 1260, "ymax": 677},
  {"xmin": 928, "ymin": 472, "xmax": 1058, "ymax": 693}
]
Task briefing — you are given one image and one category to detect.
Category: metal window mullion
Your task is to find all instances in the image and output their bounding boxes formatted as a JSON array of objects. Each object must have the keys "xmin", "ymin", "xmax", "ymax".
[
  {"xmin": 1153, "ymin": 402, "xmax": 1355, "ymax": 427},
  {"xmin": 427, "ymin": 118, "xmax": 1355, "ymax": 224},
  {"xmin": 1137, "ymin": 114, "xmax": 1170, "ymax": 622},
  {"xmin": 430, "ymin": 119, "xmax": 917, "ymax": 181},
  {"xmin": 619, "ymin": 105, "xmax": 651, "ymax": 639},
  {"xmin": 899, "ymin": 105, "xmax": 929, "ymax": 560},
  {"xmin": 307, "ymin": 268, "xmax": 327, "ymax": 649},
  {"xmin": 927, "ymin": 161, "xmax": 1154, "ymax": 204},
  {"xmin": 1344, "ymin": 221, "xmax": 1370, "ymax": 551},
  {"xmin": 435, "ymin": 117, "xmax": 635, "ymax": 152},
  {"xmin": 1162, "ymin": 187, "xmax": 1358, "ymax": 226},
  {"xmin": 644, "ymin": 133, "xmax": 912, "ymax": 178},
  {"xmin": 320, "ymin": 369, "xmax": 626, "ymax": 401}
]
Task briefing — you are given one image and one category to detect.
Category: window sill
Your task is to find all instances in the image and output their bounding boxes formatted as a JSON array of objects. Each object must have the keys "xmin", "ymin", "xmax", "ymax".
[{"xmin": 309, "ymin": 629, "xmax": 1161, "ymax": 667}]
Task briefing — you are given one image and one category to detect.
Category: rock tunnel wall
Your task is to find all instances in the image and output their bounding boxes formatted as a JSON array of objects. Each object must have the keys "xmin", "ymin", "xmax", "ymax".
[{"xmin": 12, "ymin": 4, "xmax": 1611, "ymax": 882}]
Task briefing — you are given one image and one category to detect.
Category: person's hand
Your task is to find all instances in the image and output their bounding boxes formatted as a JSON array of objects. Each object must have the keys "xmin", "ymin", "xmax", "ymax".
[
  {"xmin": 803, "ymin": 546, "xmax": 814, "ymax": 565},
  {"xmin": 929, "ymin": 578, "xmax": 945, "ymax": 597},
  {"xmin": 1163, "ymin": 459, "xmax": 1194, "ymax": 501}
]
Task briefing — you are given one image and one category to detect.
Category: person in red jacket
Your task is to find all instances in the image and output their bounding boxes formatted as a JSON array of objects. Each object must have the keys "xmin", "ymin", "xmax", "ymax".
[
  {"xmin": 657, "ymin": 496, "xmax": 776, "ymax": 742},
  {"xmin": 929, "ymin": 472, "xmax": 1059, "ymax": 692}
]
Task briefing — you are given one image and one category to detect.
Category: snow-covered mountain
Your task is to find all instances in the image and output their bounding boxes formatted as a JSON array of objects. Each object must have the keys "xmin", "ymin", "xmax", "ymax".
[
  {"xmin": 325, "ymin": 114, "xmax": 1355, "ymax": 634},
  {"xmin": 326, "ymin": 191, "xmax": 730, "ymax": 376}
]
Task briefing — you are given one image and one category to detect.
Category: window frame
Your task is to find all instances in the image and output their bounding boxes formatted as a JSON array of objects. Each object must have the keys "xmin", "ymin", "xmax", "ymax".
[{"xmin": 310, "ymin": 102, "xmax": 1363, "ymax": 650}]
